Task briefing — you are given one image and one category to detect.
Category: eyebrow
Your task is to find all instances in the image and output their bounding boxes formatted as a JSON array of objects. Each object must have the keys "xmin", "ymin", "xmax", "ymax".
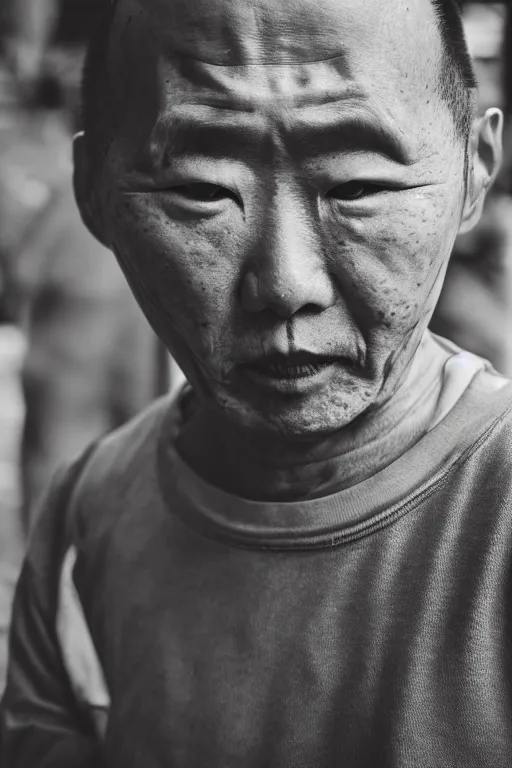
[
  {"xmin": 138, "ymin": 101, "xmax": 415, "ymax": 173},
  {"xmin": 286, "ymin": 107, "xmax": 415, "ymax": 165}
]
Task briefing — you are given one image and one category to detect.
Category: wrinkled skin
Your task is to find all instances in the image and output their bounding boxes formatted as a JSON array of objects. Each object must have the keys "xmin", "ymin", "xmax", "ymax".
[{"xmin": 75, "ymin": 0, "xmax": 501, "ymax": 498}]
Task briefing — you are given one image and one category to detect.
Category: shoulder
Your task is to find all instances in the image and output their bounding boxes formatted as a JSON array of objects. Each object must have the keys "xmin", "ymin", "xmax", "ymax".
[
  {"xmin": 433, "ymin": 338, "xmax": 512, "ymax": 461},
  {"xmin": 80, "ymin": 393, "xmax": 170, "ymax": 483},
  {"xmin": 447, "ymin": 372, "xmax": 512, "ymax": 497},
  {"xmin": 25, "ymin": 391, "xmax": 179, "ymax": 571},
  {"xmin": 12, "ymin": 394, "xmax": 183, "ymax": 733},
  {"xmin": 68, "ymin": 392, "xmax": 178, "ymax": 541}
]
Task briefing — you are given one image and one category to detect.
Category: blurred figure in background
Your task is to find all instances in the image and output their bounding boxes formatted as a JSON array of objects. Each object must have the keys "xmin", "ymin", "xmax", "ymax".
[
  {"xmin": 1, "ymin": 0, "xmax": 171, "ymax": 537},
  {"xmin": 431, "ymin": 1, "xmax": 512, "ymax": 374}
]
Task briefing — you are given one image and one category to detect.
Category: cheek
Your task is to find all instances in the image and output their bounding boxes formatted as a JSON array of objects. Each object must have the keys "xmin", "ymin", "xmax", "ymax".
[
  {"xmin": 107, "ymin": 194, "xmax": 242, "ymax": 360},
  {"xmin": 325, "ymin": 190, "xmax": 460, "ymax": 333}
]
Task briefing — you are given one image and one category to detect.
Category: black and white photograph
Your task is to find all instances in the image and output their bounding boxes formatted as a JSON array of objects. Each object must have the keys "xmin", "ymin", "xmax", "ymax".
[{"xmin": 0, "ymin": 1, "xmax": 511, "ymax": 765}]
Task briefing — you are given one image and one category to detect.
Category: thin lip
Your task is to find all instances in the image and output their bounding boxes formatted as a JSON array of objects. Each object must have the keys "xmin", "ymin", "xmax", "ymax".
[
  {"xmin": 237, "ymin": 358, "xmax": 340, "ymax": 392},
  {"xmin": 240, "ymin": 351, "xmax": 350, "ymax": 371}
]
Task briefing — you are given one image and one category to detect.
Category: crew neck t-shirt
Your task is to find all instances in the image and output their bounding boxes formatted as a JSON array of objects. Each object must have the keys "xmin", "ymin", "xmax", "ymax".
[{"xmin": 3, "ymin": 337, "xmax": 512, "ymax": 767}]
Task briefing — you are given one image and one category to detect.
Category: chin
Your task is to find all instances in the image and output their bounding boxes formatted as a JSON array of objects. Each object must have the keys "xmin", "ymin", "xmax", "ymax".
[{"xmin": 211, "ymin": 380, "xmax": 376, "ymax": 440}]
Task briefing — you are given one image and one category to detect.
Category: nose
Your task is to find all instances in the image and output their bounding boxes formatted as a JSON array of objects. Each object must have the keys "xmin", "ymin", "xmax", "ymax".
[{"xmin": 240, "ymin": 187, "xmax": 336, "ymax": 318}]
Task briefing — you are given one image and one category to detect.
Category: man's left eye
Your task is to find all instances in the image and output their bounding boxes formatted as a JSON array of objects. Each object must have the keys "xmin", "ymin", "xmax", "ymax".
[
  {"xmin": 171, "ymin": 183, "xmax": 233, "ymax": 202},
  {"xmin": 328, "ymin": 181, "xmax": 384, "ymax": 200}
]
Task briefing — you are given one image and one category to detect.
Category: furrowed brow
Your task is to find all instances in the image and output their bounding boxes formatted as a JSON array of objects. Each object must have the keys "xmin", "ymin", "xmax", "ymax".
[
  {"xmin": 136, "ymin": 110, "xmax": 270, "ymax": 170},
  {"xmin": 132, "ymin": 102, "xmax": 415, "ymax": 173},
  {"xmin": 286, "ymin": 109, "xmax": 415, "ymax": 164}
]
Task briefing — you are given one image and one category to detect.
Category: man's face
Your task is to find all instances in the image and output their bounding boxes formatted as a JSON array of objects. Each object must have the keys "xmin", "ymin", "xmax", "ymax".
[{"xmin": 91, "ymin": 0, "xmax": 468, "ymax": 437}]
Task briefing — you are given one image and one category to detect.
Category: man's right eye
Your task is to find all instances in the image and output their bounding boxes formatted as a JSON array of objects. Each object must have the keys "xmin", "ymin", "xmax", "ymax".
[{"xmin": 170, "ymin": 183, "xmax": 233, "ymax": 202}]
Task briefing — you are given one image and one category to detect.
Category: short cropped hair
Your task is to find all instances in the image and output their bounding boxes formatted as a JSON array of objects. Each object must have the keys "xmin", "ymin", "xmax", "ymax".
[
  {"xmin": 431, "ymin": 0, "xmax": 477, "ymax": 137},
  {"xmin": 81, "ymin": 0, "xmax": 477, "ymax": 159}
]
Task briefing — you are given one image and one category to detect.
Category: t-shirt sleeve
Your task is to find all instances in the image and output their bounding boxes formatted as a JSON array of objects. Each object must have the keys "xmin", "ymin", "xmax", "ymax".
[{"xmin": 0, "ymin": 446, "xmax": 104, "ymax": 768}]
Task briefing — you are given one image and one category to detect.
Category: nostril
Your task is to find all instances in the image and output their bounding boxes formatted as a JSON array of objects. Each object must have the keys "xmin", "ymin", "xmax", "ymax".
[
  {"xmin": 271, "ymin": 300, "xmax": 327, "ymax": 322},
  {"xmin": 287, "ymin": 302, "xmax": 326, "ymax": 319},
  {"xmin": 300, "ymin": 302, "xmax": 325, "ymax": 315}
]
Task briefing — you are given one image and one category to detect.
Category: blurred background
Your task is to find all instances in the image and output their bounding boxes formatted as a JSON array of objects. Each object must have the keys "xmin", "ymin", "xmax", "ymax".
[
  {"xmin": 0, "ymin": 0, "xmax": 187, "ymax": 692},
  {"xmin": 0, "ymin": 0, "xmax": 510, "ymax": 692}
]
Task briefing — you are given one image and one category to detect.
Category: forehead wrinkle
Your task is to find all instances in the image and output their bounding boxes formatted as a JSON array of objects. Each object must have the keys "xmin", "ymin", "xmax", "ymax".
[
  {"xmin": 160, "ymin": 54, "xmax": 362, "ymax": 112},
  {"xmin": 114, "ymin": 0, "xmax": 444, "ymax": 108},
  {"xmin": 123, "ymin": 0, "xmax": 356, "ymax": 66},
  {"xmin": 110, "ymin": 0, "xmax": 448, "ymax": 174}
]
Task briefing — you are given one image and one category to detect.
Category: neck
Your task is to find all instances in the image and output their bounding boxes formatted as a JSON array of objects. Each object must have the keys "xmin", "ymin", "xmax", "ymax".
[{"xmin": 177, "ymin": 333, "xmax": 451, "ymax": 502}]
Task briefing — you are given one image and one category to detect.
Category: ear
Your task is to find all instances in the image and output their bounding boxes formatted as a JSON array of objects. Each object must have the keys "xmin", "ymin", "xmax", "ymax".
[
  {"xmin": 72, "ymin": 132, "xmax": 110, "ymax": 248},
  {"xmin": 459, "ymin": 108, "xmax": 503, "ymax": 235}
]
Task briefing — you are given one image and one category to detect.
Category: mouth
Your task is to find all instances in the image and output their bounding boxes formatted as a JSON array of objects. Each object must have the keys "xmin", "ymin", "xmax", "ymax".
[{"xmin": 238, "ymin": 351, "xmax": 351, "ymax": 391}]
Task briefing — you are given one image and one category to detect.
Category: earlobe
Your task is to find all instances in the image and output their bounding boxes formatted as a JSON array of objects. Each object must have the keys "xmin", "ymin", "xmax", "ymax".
[
  {"xmin": 459, "ymin": 108, "xmax": 503, "ymax": 235},
  {"xmin": 72, "ymin": 132, "xmax": 110, "ymax": 248}
]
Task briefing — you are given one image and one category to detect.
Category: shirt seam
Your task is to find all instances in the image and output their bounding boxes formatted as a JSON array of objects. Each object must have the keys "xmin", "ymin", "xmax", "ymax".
[{"xmin": 174, "ymin": 396, "xmax": 512, "ymax": 552}]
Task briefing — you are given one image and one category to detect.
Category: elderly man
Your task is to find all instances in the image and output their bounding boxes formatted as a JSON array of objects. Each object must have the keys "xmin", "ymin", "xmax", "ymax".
[{"xmin": 0, "ymin": 0, "xmax": 509, "ymax": 765}]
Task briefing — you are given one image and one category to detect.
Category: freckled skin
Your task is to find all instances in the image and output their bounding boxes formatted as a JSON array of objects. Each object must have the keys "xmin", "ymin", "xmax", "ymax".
[{"xmin": 76, "ymin": 0, "xmax": 499, "ymax": 495}]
